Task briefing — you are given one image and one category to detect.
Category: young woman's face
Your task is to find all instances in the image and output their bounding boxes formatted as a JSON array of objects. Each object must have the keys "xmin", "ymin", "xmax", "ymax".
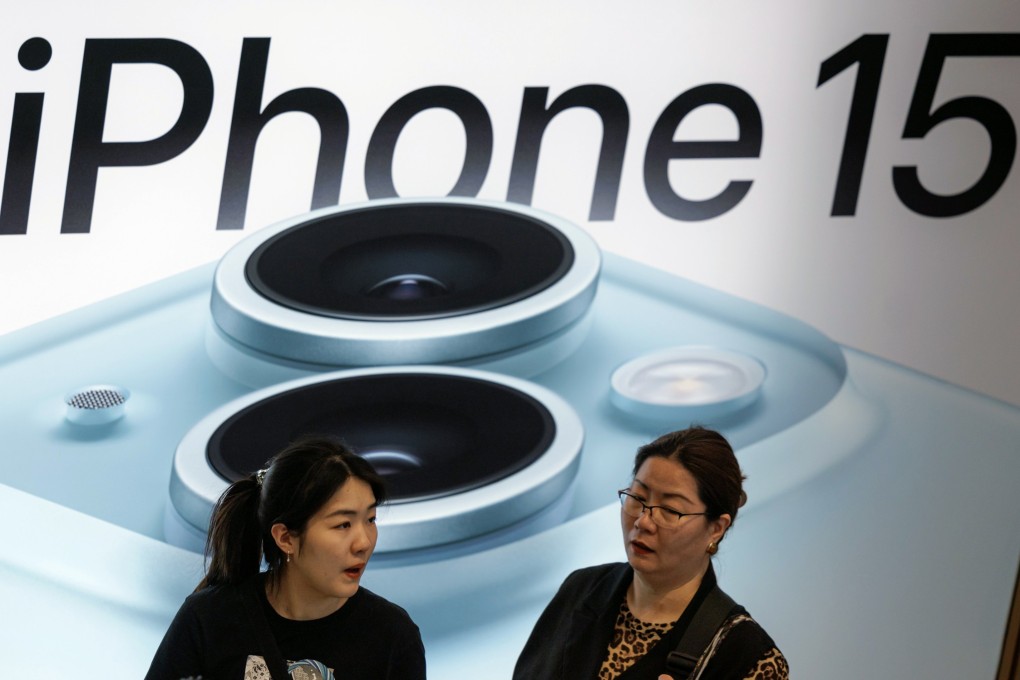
[
  {"xmin": 621, "ymin": 456, "xmax": 730, "ymax": 584},
  {"xmin": 285, "ymin": 477, "xmax": 378, "ymax": 606}
]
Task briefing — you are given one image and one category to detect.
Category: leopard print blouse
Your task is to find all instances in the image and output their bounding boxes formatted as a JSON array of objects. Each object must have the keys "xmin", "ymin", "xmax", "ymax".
[
  {"xmin": 598, "ymin": 600, "xmax": 671, "ymax": 679},
  {"xmin": 597, "ymin": 601, "xmax": 789, "ymax": 680}
]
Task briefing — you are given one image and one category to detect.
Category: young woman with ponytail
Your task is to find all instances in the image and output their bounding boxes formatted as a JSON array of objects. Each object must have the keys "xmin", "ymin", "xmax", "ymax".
[{"xmin": 145, "ymin": 437, "xmax": 426, "ymax": 680}]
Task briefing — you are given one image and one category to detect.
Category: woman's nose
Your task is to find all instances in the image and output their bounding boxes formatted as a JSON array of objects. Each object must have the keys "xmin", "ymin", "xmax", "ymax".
[
  {"xmin": 634, "ymin": 506, "xmax": 657, "ymax": 531},
  {"xmin": 352, "ymin": 523, "xmax": 374, "ymax": 552}
]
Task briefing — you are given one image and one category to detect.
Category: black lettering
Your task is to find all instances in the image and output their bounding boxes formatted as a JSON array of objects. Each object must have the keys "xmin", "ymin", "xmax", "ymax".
[
  {"xmin": 365, "ymin": 86, "xmax": 492, "ymax": 198},
  {"xmin": 216, "ymin": 38, "xmax": 349, "ymax": 231},
  {"xmin": 61, "ymin": 38, "xmax": 213, "ymax": 233},
  {"xmin": 817, "ymin": 35, "xmax": 889, "ymax": 216},
  {"xmin": 508, "ymin": 85, "xmax": 629, "ymax": 221},
  {"xmin": 644, "ymin": 84, "xmax": 762, "ymax": 221},
  {"xmin": 1, "ymin": 38, "xmax": 51, "ymax": 235}
]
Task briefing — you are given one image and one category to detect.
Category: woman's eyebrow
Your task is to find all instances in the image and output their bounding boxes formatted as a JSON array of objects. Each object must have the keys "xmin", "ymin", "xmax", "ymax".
[
  {"xmin": 323, "ymin": 503, "xmax": 378, "ymax": 519},
  {"xmin": 633, "ymin": 478, "xmax": 694, "ymax": 504}
]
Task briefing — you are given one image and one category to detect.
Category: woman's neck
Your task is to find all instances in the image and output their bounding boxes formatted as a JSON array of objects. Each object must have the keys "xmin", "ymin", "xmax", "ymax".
[
  {"xmin": 265, "ymin": 572, "xmax": 347, "ymax": 621},
  {"xmin": 626, "ymin": 560, "xmax": 709, "ymax": 623}
]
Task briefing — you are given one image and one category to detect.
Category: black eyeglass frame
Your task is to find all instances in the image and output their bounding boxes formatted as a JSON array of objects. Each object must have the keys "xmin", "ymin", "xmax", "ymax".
[{"xmin": 617, "ymin": 489, "xmax": 709, "ymax": 528}]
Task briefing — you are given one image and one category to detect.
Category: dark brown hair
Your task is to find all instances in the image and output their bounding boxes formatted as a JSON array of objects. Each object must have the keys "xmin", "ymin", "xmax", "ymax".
[
  {"xmin": 196, "ymin": 436, "xmax": 386, "ymax": 591},
  {"xmin": 633, "ymin": 426, "xmax": 747, "ymax": 530}
]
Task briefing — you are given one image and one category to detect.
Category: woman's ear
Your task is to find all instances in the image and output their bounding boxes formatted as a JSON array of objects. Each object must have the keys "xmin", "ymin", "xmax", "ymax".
[
  {"xmin": 270, "ymin": 522, "xmax": 299, "ymax": 556},
  {"xmin": 710, "ymin": 513, "xmax": 732, "ymax": 543}
]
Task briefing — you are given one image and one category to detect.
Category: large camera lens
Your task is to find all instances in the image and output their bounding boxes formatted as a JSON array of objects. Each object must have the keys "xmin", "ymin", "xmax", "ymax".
[
  {"xmin": 170, "ymin": 366, "xmax": 583, "ymax": 552},
  {"xmin": 211, "ymin": 198, "xmax": 600, "ymax": 366}
]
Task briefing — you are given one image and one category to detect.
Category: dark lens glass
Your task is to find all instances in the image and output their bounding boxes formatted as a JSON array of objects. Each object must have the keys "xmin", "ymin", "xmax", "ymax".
[
  {"xmin": 366, "ymin": 274, "xmax": 449, "ymax": 302},
  {"xmin": 245, "ymin": 203, "xmax": 574, "ymax": 321},
  {"xmin": 206, "ymin": 373, "xmax": 556, "ymax": 502}
]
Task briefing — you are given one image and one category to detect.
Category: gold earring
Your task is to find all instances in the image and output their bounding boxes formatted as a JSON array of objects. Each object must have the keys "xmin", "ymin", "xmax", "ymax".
[
  {"xmin": 286, "ymin": 552, "xmax": 291, "ymax": 563},
  {"xmin": 706, "ymin": 540, "xmax": 719, "ymax": 555}
]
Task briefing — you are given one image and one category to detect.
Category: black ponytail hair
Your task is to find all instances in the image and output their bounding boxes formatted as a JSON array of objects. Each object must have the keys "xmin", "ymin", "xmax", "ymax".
[{"xmin": 196, "ymin": 436, "xmax": 386, "ymax": 591}]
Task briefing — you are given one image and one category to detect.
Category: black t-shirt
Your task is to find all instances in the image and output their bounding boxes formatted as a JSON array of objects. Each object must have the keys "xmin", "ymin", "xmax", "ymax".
[{"xmin": 145, "ymin": 575, "xmax": 425, "ymax": 680}]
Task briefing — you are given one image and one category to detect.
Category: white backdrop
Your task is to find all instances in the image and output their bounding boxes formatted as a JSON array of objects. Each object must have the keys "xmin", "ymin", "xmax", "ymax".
[{"xmin": 2, "ymin": 0, "xmax": 1018, "ymax": 409}]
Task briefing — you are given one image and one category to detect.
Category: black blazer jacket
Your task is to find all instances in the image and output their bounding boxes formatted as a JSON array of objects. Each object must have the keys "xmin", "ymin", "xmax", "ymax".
[
  {"xmin": 513, "ymin": 562, "xmax": 722, "ymax": 679},
  {"xmin": 512, "ymin": 562, "xmax": 781, "ymax": 680}
]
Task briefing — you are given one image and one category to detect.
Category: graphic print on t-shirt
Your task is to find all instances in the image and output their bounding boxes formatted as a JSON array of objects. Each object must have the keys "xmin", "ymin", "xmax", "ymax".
[{"xmin": 244, "ymin": 655, "xmax": 336, "ymax": 680}]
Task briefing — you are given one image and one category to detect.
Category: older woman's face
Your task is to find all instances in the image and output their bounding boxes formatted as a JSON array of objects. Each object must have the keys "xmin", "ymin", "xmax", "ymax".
[{"xmin": 621, "ymin": 456, "xmax": 730, "ymax": 583}]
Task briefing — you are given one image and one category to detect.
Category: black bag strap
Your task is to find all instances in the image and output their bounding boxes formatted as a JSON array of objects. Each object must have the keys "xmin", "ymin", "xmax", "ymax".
[
  {"xmin": 664, "ymin": 585, "xmax": 739, "ymax": 679},
  {"xmin": 236, "ymin": 581, "xmax": 291, "ymax": 680}
]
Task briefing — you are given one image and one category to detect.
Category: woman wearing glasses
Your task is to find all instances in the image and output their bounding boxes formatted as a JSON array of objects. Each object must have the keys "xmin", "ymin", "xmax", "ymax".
[{"xmin": 513, "ymin": 426, "xmax": 787, "ymax": 680}]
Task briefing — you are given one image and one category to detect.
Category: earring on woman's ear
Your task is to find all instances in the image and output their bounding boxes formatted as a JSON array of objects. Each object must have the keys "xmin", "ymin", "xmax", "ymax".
[
  {"xmin": 286, "ymin": 552, "xmax": 291, "ymax": 563},
  {"xmin": 706, "ymin": 540, "xmax": 719, "ymax": 555}
]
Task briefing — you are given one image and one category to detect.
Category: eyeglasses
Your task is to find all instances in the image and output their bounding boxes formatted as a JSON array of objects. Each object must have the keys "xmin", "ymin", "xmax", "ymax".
[{"xmin": 617, "ymin": 489, "xmax": 708, "ymax": 529}]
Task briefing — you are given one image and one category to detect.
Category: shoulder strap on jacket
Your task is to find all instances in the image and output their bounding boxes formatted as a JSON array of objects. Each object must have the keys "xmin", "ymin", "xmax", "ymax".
[
  {"xmin": 236, "ymin": 580, "xmax": 291, "ymax": 680},
  {"xmin": 664, "ymin": 586, "xmax": 739, "ymax": 679}
]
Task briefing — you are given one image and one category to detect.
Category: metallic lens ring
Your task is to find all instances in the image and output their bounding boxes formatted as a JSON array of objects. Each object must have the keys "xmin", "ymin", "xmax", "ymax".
[
  {"xmin": 211, "ymin": 197, "xmax": 601, "ymax": 366},
  {"xmin": 170, "ymin": 365, "xmax": 584, "ymax": 553}
]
